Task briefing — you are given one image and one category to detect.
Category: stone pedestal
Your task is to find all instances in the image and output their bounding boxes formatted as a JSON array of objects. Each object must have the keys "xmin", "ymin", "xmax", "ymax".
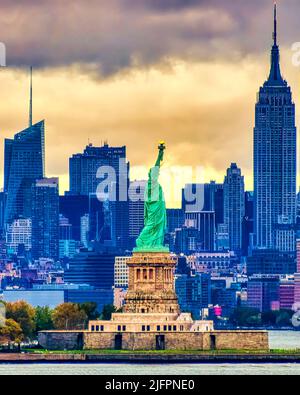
[{"xmin": 124, "ymin": 252, "xmax": 180, "ymax": 314}]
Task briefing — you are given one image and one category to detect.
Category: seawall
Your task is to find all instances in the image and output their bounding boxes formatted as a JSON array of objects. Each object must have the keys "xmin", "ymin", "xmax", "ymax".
[{"xmin": 1, "ymin": 352, "xmax": 300, "ymax": 364}]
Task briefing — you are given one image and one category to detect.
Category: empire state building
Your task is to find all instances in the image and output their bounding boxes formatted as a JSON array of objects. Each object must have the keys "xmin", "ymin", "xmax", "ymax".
[{"xmin": 254, "ymin": 3, "xmax": 297, "ymax": 252}]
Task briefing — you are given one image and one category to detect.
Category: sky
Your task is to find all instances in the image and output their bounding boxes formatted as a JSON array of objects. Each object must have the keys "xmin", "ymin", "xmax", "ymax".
[{"xmin": 0, "ymin": 0, "xmax": 300, "ymax": 206}]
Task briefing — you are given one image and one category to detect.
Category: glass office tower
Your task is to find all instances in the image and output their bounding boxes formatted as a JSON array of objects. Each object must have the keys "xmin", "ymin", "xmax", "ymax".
[{"xmin": 4, "ymin": 121, "xmax": 45, "ymax": 225}]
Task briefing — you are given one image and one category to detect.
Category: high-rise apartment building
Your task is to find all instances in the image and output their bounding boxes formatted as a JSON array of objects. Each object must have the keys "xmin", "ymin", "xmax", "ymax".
[
  {"xmin": 31, "ymin": 178, "xmax": 59, "ymax": 260},
  {"xmin": 223, "ymin": 163, "xmax": 245, "ymax": 253}
]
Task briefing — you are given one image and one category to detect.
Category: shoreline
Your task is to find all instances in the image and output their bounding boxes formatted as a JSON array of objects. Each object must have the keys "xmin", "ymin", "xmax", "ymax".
[{"xmin": 1, "ymin": 352, "xmax": 300, "ymax": 364}]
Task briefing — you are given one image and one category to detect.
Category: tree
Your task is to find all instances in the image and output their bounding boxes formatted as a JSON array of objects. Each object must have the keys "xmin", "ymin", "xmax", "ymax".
[
  {"xmin": 261, "ymin": 311, "xmax": 277, "ymax": 326},
  {"xmin": 100, "ymin": 304, "xmax": 122, "ymax": 320},
  {"xmin": 230, "ymin": 307, "xmax": 261, "ymax": 327},
  {"xmin": 0, "ymin": 319, "xmax": 23, "ymax": 346},
  {"xmin": 52, "ymin": 303, "xmax": 87, "ymax": 330},
  {"xmin": 5, "ymin": 301, "xmax": 36, "ymax": 339},
  {"xmin": 79, "ymin": 302, "xmax": 99, "ymax": 321},
  {"xmin": 276, "ymin": 310, "xmax": 293, "ymax": 327},
  {"xmin": 0, "ymin": 300, "xmax": 5, "ymax": 327},
  {"xmin": 34, "ymin": 306, "xmax": 54, "ymax": 333}
]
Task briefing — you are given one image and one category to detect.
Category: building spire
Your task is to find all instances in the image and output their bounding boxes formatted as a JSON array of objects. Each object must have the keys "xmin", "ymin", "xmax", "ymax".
[
  {"xmin": 265, "ymin": 1, "xmax": 285, "ymax": 86},
  {"xmin": 273, "ymin": 1, "xmax": 277, "ymax": 46},
  {"xmin": 29, "ymin": 66, "xmax": 33, "ymax": 128}
]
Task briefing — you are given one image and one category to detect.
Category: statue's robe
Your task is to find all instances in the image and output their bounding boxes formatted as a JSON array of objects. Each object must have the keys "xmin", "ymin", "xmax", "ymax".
[{"xmin": 136, "ymin": 167, "xmax": 166, "ymax": 249}]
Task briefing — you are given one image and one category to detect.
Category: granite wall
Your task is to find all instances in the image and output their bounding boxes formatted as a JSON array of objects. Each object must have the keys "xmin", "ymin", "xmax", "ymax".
[{"xmin": 38, "ymin": 330, "xmax": 269, "ymax": 351}]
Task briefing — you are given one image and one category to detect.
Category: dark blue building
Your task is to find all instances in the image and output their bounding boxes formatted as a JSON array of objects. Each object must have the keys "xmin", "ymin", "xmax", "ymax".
[
  {"xmin": 4, "ymin": 121, "xmax": 45, "ymax": 225},
  {"xmin": 31, "ymin": 178, "xmax": 60, "ymax": 260},
  {"xmin": 59, "ymin": 194, "xmax": 89, "ymax": 241},
  {"xmin": 65, "ymin": 288, "xmax": 113, "ymax": 313},
  {"xmin": 175, "ymin": 273, "xmax": 211, "ymax": 319},
  {"xmin": 166, "ymin": 208, "xmax": 184, "ymax": 233},
  {"xmin": 182, "ymin": 182, "xmax": 223, "ymax": 224},
  {"xmin": 64, "ymin": 250, "xmax": 116, "ymax": 290},
  {"xmin": 69, "ymin": 143, "xmax": 129, "ymax": 251}
]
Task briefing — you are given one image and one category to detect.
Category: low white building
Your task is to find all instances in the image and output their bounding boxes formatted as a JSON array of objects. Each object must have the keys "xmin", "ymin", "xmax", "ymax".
[{"xmin": 6, "ymin": 218, "xmax": 32, "ymax": 254}]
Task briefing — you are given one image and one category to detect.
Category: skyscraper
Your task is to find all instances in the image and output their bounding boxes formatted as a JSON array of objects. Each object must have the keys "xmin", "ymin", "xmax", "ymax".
[
  {"xmin": 129, "ymin": 181, "xmax": 146, "ymax": 250},
  {"xmin": 185, "ymin": 211, "xmax": 216, "ymax": 251},
  {"xmin": 254, "ymin": 4, "xmax": 297, "ymax": 251},
  {"xmin": 223, "ymin": 163, "xmax": 245, "ymax": 253},
  {"xmin": 69, "ymin": 143, "xmax": 128, "ymax": 196},
  {"xmin": 182, "ymin": 181, "xmax": 223, "ymax": 225},
  {"xmin": 69, "ymin": 143, "xmax": 129, "ymax": 251},
  {"xmin": 31, "ymin": 178, "xmax": 59, "ymax": 260},
  {"xmin": 4, "ymin": 69, "xmax": 45, "ymax": 226},
  {"xmin": 4, "ymin": 121, "xmax": 45, "ymax": 225},
  {"xmin": 59, "ymin": 194, "xmax": 89, "ymax": 241}
]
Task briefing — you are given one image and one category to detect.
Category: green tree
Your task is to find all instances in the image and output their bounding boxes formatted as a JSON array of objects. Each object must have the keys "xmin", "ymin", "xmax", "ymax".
[
  {"xmin": 0, "ymin": 319, "xmax": 23, "ymax": 345},
  {"xmin": 230, "ymin": 307, "xmax": 261, "ymax": 327},
  {"xmin": 261, "ymin": 311, "xmax": 277, "ymax": 326},
  {"xmin": 52, "ymin": 303, "xmax": 87, "ymax": 330},
  {"xmin": 79, "ymin": 302, "xmax": 99, "ymax": 321},
  {"xmin": 276, "ymin": 310, "xmax": 293, "ymax": 327},
  {"xmin": 100, "ymin": 304, "xmax": 122, "ymax": 320},
  {"xmin": 34, "ymin": 306, "xmax": 54, "ymax": 333},
  {"xmin": 6, "ymin": 301, "xmax": 36, "ymax": 339}
]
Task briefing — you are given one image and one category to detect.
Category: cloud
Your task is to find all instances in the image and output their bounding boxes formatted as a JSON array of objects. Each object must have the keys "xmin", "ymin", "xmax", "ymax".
[
  {"xmin": 0, "ymin": 0, "xmax": 299, "ymax": 76},
  {"xmin": 0, "ymin": 1, "xmax": 300, "ymax": 206}
]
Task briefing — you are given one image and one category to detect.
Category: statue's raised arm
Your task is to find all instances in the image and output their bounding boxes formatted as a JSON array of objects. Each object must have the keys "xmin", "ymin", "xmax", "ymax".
[{"xmin": 155, "ymin": 141, "xmax": 166, "ymax": 168}]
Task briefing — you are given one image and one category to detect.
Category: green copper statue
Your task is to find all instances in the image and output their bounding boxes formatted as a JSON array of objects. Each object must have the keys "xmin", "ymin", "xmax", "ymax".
[{"xmin": 134, "ymin": 142, "xmax": 169, "ymax": 253}]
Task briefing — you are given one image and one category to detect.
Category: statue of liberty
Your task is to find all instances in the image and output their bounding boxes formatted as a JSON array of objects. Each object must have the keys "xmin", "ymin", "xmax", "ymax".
[{"xmin": 135, "ymin": 142, "xmax": 169, "ymax": 252}]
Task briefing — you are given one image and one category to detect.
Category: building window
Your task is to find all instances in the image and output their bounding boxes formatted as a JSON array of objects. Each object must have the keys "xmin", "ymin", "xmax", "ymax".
[
  {"xmin": 123, "ymin": 326, "xmax": 126, "ymax": 332},
  {"xmin": 96, "ymin": 325, "xmax": 99, "ymax": 332},
  {"xmin": 149, "ymin": 269, "xmax": 154, "ymax": 280},
  {"xmin": 143, "ymin": 269, "xmax": 147, "ymax": 280},
  {"xmin": 173, "ymin": 326, "xmax": 177, "ymax": 331},
  {"xmin": 168, "ymin": 325, "xmax": 172, "ymax": 331},
  {"xmin": 91, "ymin": 325, "xmax": 95, "ymax": 332},
  {"xmin": 163, "ymin": 325, "xmax": 167, "ymax": 331},
  {"xmin": 136, "ymin": 269, "xmax": 140, "ymax": 280},
  {"xmin": 142, "ymin": 325, "xmax": 146, "ymax": 331},
  {"xmin": 118, "ymin": 325, "xmax": 121, "ymax": 332},
  {"xmin": 157, "ymin": 325, "xmax": 161, "ymax": 331},
  {"xmin": 147, "ymin": 326, "xmax": 150, "ymax": 331},
  {"xmin": 100, "ymin": 326, "xmax": 104, "ymax": 331},
  {"xmin": 180, "ymin": 325, "xmax": 184, "ymax": 331}
]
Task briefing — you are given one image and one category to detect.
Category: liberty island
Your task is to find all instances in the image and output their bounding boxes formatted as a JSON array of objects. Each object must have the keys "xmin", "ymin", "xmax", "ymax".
[{"xmin": 38, "ymin": 144, "xmax": 268, "ymax": 352}]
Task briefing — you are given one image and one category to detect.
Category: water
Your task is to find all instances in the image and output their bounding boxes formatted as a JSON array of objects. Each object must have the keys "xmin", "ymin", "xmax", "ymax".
[
  {"xmin": 269, "ymin": 330, "xmax": 300, "ymax": 349},
  {"xmin": 0, "ymin": 331, "xmax": 299, "ymax": 375},
  {"xmin": 0, "ymin": 363, "xmax": 300, "ymax": 375}
]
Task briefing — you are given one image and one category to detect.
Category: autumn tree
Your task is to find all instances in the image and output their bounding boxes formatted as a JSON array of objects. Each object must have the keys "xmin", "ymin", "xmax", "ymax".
[
  {"xmin": 5, "ymin": 301, "xmax": 36, "ymax": 339},
  {"xmin": 52, "ymin": 303, "xmax": 87, "ymax": 330},
  {"xmin": 0, "ymin": 319, "xmax": 23, "ymax": 346}
]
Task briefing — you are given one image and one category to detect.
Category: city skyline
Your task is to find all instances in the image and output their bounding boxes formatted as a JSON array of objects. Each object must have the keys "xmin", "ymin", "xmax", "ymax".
[{"xmin": 0, "ymin": 1, "xmax": 300, "ymax": 203}]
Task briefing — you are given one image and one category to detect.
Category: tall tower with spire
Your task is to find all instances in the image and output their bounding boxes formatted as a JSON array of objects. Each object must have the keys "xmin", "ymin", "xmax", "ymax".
[
  {"xmin": 29, "ymin": 66, "xmax": 33, "ymax": 128},
  {"xmin": 4, "ymin": 68, "xmax": 45, "ymax": 225},
  {"xmin": 254, "ymin": 3, "xmax": 297, "ymax": 252}
]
